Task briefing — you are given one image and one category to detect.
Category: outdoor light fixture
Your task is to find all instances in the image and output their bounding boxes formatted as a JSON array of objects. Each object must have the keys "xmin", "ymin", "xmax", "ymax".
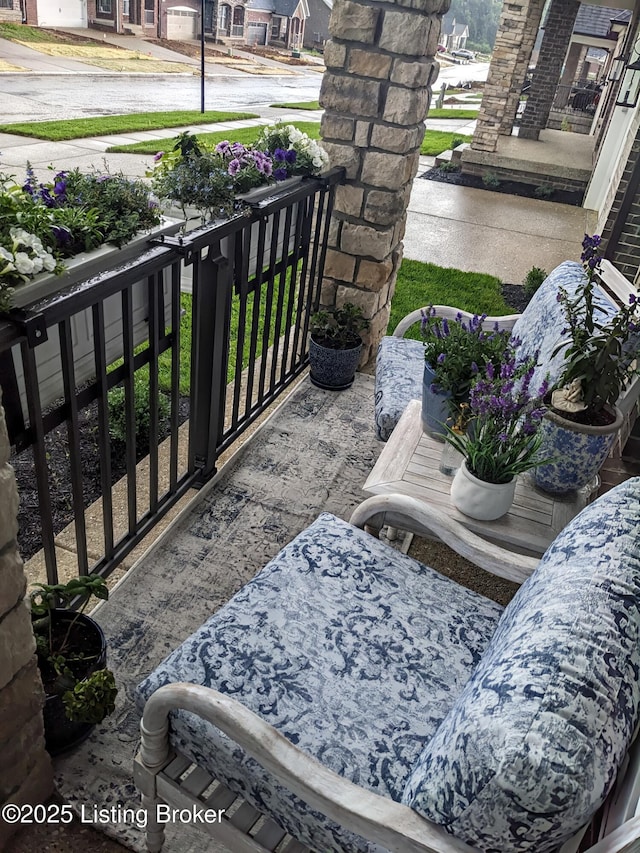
[
  {"xmin": 608, "ymin": 51, "xmax": 628, "ymax": 83},
  {"xmin": 616, "ymin": 55, "xmax": 640, "ymax": 108}
]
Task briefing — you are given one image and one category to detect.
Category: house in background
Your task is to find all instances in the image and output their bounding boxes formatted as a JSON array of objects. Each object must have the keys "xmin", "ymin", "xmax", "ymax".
[
  {"xmin": 303, "ymin": 0, "xmax": 331, "ymax": 51},
  {"xmin": 440, "ymin": 14, "xmax": 469, "ymax": 52},
  {"xmin": 0, "ymin": 0, "xmax": 24, "ymax": 24}
]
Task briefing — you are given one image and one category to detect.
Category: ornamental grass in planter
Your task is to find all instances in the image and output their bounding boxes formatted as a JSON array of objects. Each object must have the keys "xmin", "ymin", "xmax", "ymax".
[
  {"xmin": 0, "ymin": 165, "xmax": 164, "ymax": 311},
  {"xmin": 534, "ymin": 234, "xmax": 640, "ymax": 495}
]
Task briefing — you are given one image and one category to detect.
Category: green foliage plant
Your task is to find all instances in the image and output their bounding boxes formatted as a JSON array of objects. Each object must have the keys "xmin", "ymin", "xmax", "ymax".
[
  {"xmin": 439, "ymin": 161, "xmax": 460, "ymax": 173},
  {"xmin": 310, "ymin": 303, "xmax": 369, "ymax": 349},
  {"xmin": 482, "ymin": 171, "xmax": 501, "ymax": 189},
  {"xmin": 107, "ymin": 372, "xmax": 171, "ymax": 445},
  {"xmin": 523, "ymin": 266, "xmax": 547, "ymax": 296},
  {"xmin": 30, "ymin": 575, "xmax": 118, "ymax": 724},
  {"xmin": 534, "ymin": 184, "xmax": 555, "ymax": 200},
  {"xmin": 551, "ymin": 234, "xmax": 640, "ymax": 418}
]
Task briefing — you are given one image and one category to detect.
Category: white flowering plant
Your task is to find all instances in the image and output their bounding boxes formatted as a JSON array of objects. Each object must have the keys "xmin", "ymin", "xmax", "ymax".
[
  {"xmin": 0, "ymin": 166, "xmax": 162, "ymax": 312},
  {"xmin": 255, "ymin": 122, "xmax": 330, "ymax": 179}
]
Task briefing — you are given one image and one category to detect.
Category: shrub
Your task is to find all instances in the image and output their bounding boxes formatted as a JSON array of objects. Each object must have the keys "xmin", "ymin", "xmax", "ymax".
[
  {"xmin": 534, "ymin": 184, "xmax": 555, "ymax": 200},
  {"xmin": 439, "ymin": 161, "xmax": 460, "ymax": 173},
  {"xmin": 451, "ymin": 136, "xmax": 465, "ymax": 149},
  {"xmin": 482, "ymin": 171, "xmax": 501, "ymax": 189},
  {"xmin": 108, "ymin": 372, "xmax": 170, "ymax": 446},
  {"xmin": 523, "ymin": 266, "xmax": 547, "ymax": 296}
]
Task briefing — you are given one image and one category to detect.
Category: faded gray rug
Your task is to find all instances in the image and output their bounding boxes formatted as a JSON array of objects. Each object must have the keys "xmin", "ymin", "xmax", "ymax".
[{"xmin": 55, "ymin": 373, "xmax": 382, "ymax": 852}]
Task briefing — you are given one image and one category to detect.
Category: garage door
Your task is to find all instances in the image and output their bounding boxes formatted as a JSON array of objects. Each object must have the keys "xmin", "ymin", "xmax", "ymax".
[
  {"xmin": 247, "ymin": 22, "xmax": 267, "ymax": 45},
  {"xmin": 39, "ymin": 0, "xmax": 87, "ymax": 28},
  {"xmin": 166, "ymin": 8, "xmax": 198, "ymax": 40}
]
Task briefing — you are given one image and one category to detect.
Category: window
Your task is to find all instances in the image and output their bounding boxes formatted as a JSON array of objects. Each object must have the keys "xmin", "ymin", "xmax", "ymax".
[
  {"xmin": 123, "ymin": 0, "xmax": 130, "ymax": 15},
  {"xmin": 271, "ymin": 15, "xmax": 281, "ymax": 39},
  {"xmin": 98, "ymin": 0, "xmax": 113, "ymax": 14},
  {"xmin": 0, "ymin": 0, "xmax": 13, "ymax": 9},
  {"xmin": 218, "ymin": 4, "xmax": 230, "ymax": 32}
]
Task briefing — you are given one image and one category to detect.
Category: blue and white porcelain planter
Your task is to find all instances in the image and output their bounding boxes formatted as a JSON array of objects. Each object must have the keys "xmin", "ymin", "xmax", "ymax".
[
  {"xmin": 534, "ymin": 405, "xmax": 623, "ymax": 495},
  {"xmin": 421, "ymin": 362, "xmax": 452, "ymax": 441}
]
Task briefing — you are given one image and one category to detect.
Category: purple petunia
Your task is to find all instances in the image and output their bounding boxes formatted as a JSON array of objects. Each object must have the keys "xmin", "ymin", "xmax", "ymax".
[{"xmin": 273, "ymin": 167, "xmax": 288, "ymax": 181}]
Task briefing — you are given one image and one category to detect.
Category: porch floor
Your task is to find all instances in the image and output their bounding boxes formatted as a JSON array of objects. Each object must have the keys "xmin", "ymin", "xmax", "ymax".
[{"xmin": 7, "ymin": 371, "xmax": 640, "ymax": 853}]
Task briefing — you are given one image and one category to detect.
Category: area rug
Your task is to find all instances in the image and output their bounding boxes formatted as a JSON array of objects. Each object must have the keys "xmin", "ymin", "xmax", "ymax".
[{"xmin": 54, "ymin": 373, "xmax": 383, "ymax": 852}]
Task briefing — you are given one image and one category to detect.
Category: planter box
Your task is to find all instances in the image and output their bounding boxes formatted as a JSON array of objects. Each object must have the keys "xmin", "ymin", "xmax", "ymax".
[
  {"xmin": 7, "ymin": 218, "xmax": 183, "ymax": 417},
  {"xmin": 168, "ymin": 178, "xmax": 303, "ymax": 294}
]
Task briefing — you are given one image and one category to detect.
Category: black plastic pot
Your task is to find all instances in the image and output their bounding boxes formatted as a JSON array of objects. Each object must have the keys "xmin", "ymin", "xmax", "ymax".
[
  {"xmin": 309, "ymin": 335, "xmax": 363, "ymax": 390},
  {"xmin": 39, "ymin": 610, "xmax": 108, "ymax": 756}
]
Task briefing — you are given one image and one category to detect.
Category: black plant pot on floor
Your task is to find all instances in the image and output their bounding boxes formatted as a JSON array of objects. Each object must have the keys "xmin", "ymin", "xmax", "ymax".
[
  {"xmin": 40, "ymin": 610, "xmax": 108, "ymax": 756},
  {"xmin": 309, "ymin": 335, "xmax": 363, "ymax": 390}
]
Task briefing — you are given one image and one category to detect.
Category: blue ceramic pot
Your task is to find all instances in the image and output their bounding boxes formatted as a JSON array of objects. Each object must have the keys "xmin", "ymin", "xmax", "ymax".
[
  {"xmin": 533, "ymin": 405, "xmax": 622, "ymax": 495},
  {"xmin": 309, "ymin": 336, "xmax": 362, "ymax": 390},
  {"xmin": 421, "ymin": 362, "xmax": 452, "ymax": 440}
]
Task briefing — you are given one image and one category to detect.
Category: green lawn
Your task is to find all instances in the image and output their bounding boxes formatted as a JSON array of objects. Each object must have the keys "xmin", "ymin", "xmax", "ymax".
[
  {"xmin": 0, "ymin": 22, "xmax": 84, "ymax": 42},
  {"xmin": 270, "ymin": 100, "xmax": 321, "ymax": 110},
  {"xmin": 389, "ymin": 259, "xmax": 513, "ymax": 338},
  {"xmin": 107, "ymin": 121, "xmax": 322, "ymax": 154},
  {"xmin": 420, "ymin": 130, "xmax": 473, "ymax": 155},
  {"xmin": 0, "ymin": 111, "xmax": 260, "ymax": 141}
]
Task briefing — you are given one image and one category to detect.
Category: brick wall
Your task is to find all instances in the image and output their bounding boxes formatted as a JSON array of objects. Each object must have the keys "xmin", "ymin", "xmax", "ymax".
[
  {"xmin": 0, "ymin": 392, "xmax": 53, "ymax": 848},
  {"xmin": 602, "ymin": 129, "xmax": 640, "ymax": 284},
  {"xmin": 518, "ymin": 0, "xmax": 580, "ymax": 140},
  {"xmin": 319, "ymin": 0, "xmax": 447, "ymax": 362}
]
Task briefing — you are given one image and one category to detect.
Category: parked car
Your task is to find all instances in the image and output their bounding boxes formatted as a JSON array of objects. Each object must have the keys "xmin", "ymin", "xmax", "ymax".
[
  {"xmin": 451, "ymin": 48, "xmax": 475, "ymax": 60},
  {"xmin": 437, "ymin": 44, "xmax": 446, "ymax": 53}
]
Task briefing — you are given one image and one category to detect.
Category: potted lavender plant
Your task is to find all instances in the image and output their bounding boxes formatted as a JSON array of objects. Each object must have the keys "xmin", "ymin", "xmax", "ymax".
[
  {"xmin": 420, "ymin": 308, "xmax": 512, "ymax": 439},
  {"xmin": 444, "ymin": 353, "xmax": 550, "ymax": 520}
]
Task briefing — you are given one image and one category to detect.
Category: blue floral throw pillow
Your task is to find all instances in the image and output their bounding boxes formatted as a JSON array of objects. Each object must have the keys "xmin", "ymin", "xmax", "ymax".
[{"xmin": 402, "ymin": 477, "xmax": 640, "ymax": 853}]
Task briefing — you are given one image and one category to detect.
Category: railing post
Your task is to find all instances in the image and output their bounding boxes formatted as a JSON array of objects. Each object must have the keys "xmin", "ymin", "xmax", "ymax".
[{"xmin": 189, "ymin": 239, "xmax": 234, "ymax": 481}]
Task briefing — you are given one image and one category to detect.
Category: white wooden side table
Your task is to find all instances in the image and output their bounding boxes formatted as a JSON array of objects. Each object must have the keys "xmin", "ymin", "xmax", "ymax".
[{"xmin": 363, "ymin": 400, "xmax": 589, "ymax": 558}]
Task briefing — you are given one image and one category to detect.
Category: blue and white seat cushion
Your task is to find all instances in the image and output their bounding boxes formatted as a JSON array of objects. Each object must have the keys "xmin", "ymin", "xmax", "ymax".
[
  {"xmin": 374, "ymin": 336, "xmax": 424, "ymax": 441},
  {"xmin": 403, "ymin": 477, "xmax": 640, "ymax": 853},
  {"xmin": 136, "ymin": 513, "xmax": 504, "ymax": 853}
]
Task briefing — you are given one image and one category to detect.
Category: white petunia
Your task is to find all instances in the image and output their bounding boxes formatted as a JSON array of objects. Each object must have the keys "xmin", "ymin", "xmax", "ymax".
[
  {"xmin": 13, "ymin": 252, "xmax": 35, "ymax": 275},
  {"xmin": 42, "ymin": 254, "xmax": 56, "ymax": 272}
]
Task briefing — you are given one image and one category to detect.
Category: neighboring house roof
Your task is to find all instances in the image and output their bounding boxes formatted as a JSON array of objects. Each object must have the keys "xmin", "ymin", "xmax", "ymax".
[
  {"xmin": 247, "ymin": 0, "xmax": 276, "ymax": 11},
  {"xmin": 573, "ymin": 5, "xmax": 630, "ymax": 38},
  {"xmin": 441, "ymin": 14, "xmax": 469, "ymax": 39},
  {"xmin": 272, "ymin": 0, "xmax": 305, "ymax": 17}
]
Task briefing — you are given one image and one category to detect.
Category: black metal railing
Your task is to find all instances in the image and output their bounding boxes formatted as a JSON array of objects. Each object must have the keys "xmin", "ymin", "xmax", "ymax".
[{"xmin": 0, "ymin": 170, "xmax": 340, "ymax": 587}]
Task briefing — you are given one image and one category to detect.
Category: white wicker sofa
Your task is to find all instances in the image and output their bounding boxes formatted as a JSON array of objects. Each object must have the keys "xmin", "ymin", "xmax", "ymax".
[
  {"xmin": 135, "ymin": 477, "xmax": 640, "ymax": 853},
  {"xmin": 374, "ymin": 259, "xmax": 639, "ymax": 443}
]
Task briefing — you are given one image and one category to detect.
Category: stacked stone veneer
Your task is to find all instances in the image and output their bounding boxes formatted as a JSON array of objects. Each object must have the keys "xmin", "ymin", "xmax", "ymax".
[
  {"xmin": 471, "ymin": 0, "xmax": 545, "ymax": 154},
  {"xmin": 518, "ymin": 0, "xmax": 580, "ymax": 140},
  {"xmin": 0, "ymin": 393, "xmax": 53, "ymax": 847},
  {"xmin": 319, "ymin": 0, "xmax": 446, "ymax": 361}
]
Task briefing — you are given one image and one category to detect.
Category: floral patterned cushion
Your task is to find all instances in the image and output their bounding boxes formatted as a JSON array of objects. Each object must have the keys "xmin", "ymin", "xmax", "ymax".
[
  {"xmin": 374, "ymin": 261, "xmax": 618, "ymax": 442},
  {"xmin": 403, "ymin": 477, "xmax": 640, "ymax": 853},
  {"xmin": 374, "ymin": 336, "xmax": 424, "ymax": 441},
  {"xmin": 136, "ymin": 512, "xmax": 504, "ymax": 853}
]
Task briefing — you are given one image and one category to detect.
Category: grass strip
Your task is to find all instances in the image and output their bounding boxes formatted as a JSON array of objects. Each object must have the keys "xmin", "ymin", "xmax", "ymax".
[
  {"xmin": 270, "ymin": 101, "xmax": 321, "ymax": 110},
  {"xmin": 0, "ymin": 110, "xmax": 260, "ymax": 141},
  {"xmin": 107, "ymin": 121, "xmax": 322, "ymax": 154},
  {"xmin": 420, "ymin": 130, "xmax": 473, "ymax": 156},
  {"xmin": 389, "ymin": 259, "xmax": 512, "ymax": 339}
]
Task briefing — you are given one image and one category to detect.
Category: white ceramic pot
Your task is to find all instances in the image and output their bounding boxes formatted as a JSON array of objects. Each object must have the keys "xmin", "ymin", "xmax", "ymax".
[{"xmin": 450, "ymin": 460, "xmax": 517, "ymax": 521}]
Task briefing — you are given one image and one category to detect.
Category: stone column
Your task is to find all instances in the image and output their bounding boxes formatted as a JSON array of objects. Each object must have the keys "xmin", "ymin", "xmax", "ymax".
[
  {"xmin": 472, "ymin": 0, "xmax": 545, "ymax": 153},
  {"xmin": 518, "ymin": 0, "xmax": 581, "ymax": 140},
  {"xmin": 499, "ymin": 0, "xmax": 546, "ymax": 136},
  {"xmin": 0, "ymin": 392, "xmax": 53, "ymax": 849},
  {"xmin": 319, "ymin": 0, "xmax": 446, "ymax": 362}
]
